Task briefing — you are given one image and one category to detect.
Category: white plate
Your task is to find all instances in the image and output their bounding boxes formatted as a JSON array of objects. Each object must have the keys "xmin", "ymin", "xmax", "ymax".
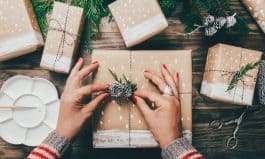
[{"xmin": 0, "ymin": 75, "xmax": 60, "ymax": 146}]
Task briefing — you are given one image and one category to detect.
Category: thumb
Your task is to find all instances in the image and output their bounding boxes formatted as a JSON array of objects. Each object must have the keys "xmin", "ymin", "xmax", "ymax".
[{"xmin": 133, "ymin": 95, "xmax": 153, "ymax": 120}]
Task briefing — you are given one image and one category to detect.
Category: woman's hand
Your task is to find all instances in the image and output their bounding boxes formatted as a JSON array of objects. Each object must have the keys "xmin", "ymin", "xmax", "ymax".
[
  {"xmin": 56, "ymin": 58, "xmax": 110, "ymax": 141},
  {"xmin": 133, "ymin": 64, "xmax": 182, "ymax": 148}
]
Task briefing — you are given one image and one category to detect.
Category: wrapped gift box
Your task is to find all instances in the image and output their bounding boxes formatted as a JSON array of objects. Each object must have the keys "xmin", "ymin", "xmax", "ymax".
[
  {"xmin": 92, "ymin": 50, "xmax": 192, "ymax": 148},
  {"xmin": 201, "ymin": 43, "xmax": 263, "ymax": 105},
  {"xmin": 40, "ymin": 2, "xmax": 84, "ymax": 74},
  {"xmin": 0, "ymin": 0, "xmax": 44, "ymax": 62},
  {"xmin": 243, "ymin": 0, "xmax": 265, "ymax": 34},
  {"xmin": 108, "ymin": 0, "xmax": 168, "ymax": 47}
]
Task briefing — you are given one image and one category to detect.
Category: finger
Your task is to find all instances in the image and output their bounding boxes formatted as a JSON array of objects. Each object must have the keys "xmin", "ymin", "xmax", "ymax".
[
  {"xmin": 161, "ymin": 64, "xmax": 179, "ymax": 98},
  {"xmin": 134, "ymin": 90, "xmax": 164, "ymax": 107},
  {"xmin": 143, "ymin": 70, "xmax": 167, "ymax": 92},
  {"xmin": 81, "ymin": 93, "xmax": 110, "ymax": 117},
  {"xmin": 173, "ymin": 72, "xmax": 180, "ymax": 91},
  {"xmin": 133, "ymin": 95, "xmax": 153, "ymax": 119},
  {"xmin": 69, "ymin": 57, "xmax": 84, "ymax": 78},
  {"xmin": 78, "ymin": 84, "xmax": 109, "ymax": 96},
  {"xmin": 78, "ymin": 61, "xmax": 99, "ymax": 81},
  {"xmin": 72, "ymin": 61, "xmax": 99, "ymax": 88}
]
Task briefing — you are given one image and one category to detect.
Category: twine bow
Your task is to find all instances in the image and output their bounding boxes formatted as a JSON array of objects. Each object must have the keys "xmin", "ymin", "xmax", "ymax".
[{"xmin": 48, "ymin": 4, "xmax": 79, "ymax": 70}]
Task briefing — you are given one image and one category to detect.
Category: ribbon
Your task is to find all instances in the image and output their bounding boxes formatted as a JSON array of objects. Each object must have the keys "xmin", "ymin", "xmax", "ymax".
[
  {"xmin": 205, "ymin": 50, "xmax": 258, "ymax": 103},
  {"xmin": 48, "ymin": 4, "xmax": 80, "ymax": 71}
]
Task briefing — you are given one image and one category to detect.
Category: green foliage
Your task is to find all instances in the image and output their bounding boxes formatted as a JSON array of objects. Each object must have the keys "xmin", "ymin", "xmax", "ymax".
[
  {"xmin": 32, "ymin": 0, "xmax": 64, "ymax": 36},
  {"xmin": 108, "ymin": 68, "xmax": 121, "ymax": 83},
  {"xmin": 159, "ymin": 0, "xmax": 181, "ymax": 16},
  {"xmin": 181, "ymin": 0, "xmax": 248, "ymax": 35},
  {"xmin": 227, "ymin": 62, "xmax": 260, "ymax": 92}
]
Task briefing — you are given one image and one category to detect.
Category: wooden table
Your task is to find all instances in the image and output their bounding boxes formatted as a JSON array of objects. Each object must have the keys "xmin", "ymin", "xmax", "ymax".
[{"xmin": 1, "ymin": 1, "xmax": 265, "ymax": 159}]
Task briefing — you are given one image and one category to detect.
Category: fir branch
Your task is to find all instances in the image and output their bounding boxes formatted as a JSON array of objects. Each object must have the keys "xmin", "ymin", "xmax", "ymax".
[
  {"xmin": 227, "ymin": 62, "xmax": 260, "ymax": 91},
  {"xmin": 108, "ymin": 68, "xmax": 121, "ymax": 83},
  {"xmin": 159, "ymin": 0, "xmax": 181, "ymax": 16}
]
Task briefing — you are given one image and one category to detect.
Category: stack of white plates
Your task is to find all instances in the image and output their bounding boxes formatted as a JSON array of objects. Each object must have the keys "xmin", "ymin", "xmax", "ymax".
[{"xmin": 0, "ymin": 75, "xmax": 60, "ymax": 146}]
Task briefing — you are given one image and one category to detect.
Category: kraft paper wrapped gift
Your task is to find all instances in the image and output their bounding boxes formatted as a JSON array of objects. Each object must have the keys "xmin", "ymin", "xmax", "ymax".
[
  {"xmin": 108, "ymin": 0, "xmax": 168, "ymax": 47},
  {"xmin": 92, "ymin": 50, "xmax": 192, "ymax": 148},
  {"xmin": 243, "ymin": 0, "xmax": 265, "ymax": 34},
  {"xmin": 40, "ymin": 2, "xmax": 84, "ymax": 74},
  {"xmin": 0, "ymin": 0, "xmax": 44, "ymax": 62},
  {"xmin": 201, "ymin": 44, "xmax": 263, "ymax": 106}
]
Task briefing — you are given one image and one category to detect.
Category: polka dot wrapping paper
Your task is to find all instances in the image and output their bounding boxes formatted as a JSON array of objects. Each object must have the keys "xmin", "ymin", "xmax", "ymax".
[
  {"xmin": 40, "ymin": 2, "xmax": 84, "ymax": 74},
  {"xmin": 108, "ymin": 0, "xmax": 168, "ymax": 47},
  {"xmin": 92, "ymin": 50, "xmax": 192, "ymax": 148},
  {"xmin": 243, "ymin": 0, "xmax": 265, "ymax": 34},
  {"xmin": 201, "ymin": 43, "xmax": 263, "ymax": 106},
  {"xmin": 0, "ymin": 0, "xmax": 44, "ymax": 62}
]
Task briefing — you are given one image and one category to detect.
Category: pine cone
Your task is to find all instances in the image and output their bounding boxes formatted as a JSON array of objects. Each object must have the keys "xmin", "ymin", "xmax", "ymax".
[
  {"xmin": 205, "ymin": 26, "xmax": 217, "ymax": 36},
  {"xmin": 203, "ymin": 15, "xmax": 215, "ymax": 26},
  {"xmin": 226, "ymin": 15, "xmax": 237, "ymax": 28},
  {"xmin": 108, "ymin": 81, "xmax": 133, "ymax": 99},
  {"xmin": 109, "ymin": 81, "xmax": 124, "ymax": 98},
  {"xmin": 214, "ymin": 17, "xmax": 227, "ymax": 29},
  {"xmin": 122, "ymin": 84, "xmax": 133, "ymax": 98}
]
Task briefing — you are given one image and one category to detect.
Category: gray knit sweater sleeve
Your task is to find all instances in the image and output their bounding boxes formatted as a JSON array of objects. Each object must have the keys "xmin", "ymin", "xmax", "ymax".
[{"xmin": 161, "ymin": 137, "xmax": 203, "ymax": 159}]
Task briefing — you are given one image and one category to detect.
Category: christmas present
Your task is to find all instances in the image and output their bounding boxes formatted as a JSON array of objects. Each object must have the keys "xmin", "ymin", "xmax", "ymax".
[
  {"xmin": 92, "ymin": 50, "xmax": 192, "ymax": 148},
  {"xmin": 40, "ymin": 2, "xmax": 84, "ymax": 74},
  {"xmin": 108, "ymin": 0, "xmax": 168, "ymax": 47},
  {"xmin": 0, "ymin": 0, "xmax": 44, "ymax": 62},
  {"xmin": 243, "ymin": 0, "xmax": 265, "ymax": 34},
  {"xmin": 201, "ymin": 44, "xmax": 263, "ymax": 106}
]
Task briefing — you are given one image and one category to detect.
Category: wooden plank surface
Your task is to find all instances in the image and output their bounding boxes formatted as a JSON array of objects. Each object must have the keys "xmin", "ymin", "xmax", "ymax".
[{"xmin": 1, "ymin": 0, "xmax": 265, "ymax": 158}]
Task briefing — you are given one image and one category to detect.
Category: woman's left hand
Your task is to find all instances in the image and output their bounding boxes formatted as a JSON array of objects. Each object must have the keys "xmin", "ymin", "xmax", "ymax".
[{"xmin": 56, "ymin": 58, "xmax": 110, "ymax": 141}]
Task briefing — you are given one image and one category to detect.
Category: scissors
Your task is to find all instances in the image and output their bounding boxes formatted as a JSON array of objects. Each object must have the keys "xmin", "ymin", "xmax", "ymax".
[{"xmin": 209, "ymin": 108, "xmax": 247, "ymax": 149}]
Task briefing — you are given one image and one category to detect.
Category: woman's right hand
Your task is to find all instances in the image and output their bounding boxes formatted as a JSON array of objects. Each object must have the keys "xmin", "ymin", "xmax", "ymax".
[{"xmin": 133, "ymin": 64, "xmax": 182, "ymax": 148}]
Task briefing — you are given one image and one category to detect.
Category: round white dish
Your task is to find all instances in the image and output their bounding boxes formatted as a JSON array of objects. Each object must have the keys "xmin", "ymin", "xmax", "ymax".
[{"xmin": 0, "ymin": 75, "xmax": 60, "ymax": 146}]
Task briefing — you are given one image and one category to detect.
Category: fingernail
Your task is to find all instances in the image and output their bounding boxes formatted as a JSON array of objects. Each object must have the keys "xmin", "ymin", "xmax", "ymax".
[
  {"xmin": 103, "ymin": 94, "xmax": 110, "ymax": 100},
  {"xmin": 144, "ymin": 69, "xmax": 149, "ymax": 73},
  {"xmin": 132, "ymin": 95, "xmax": 137, "ymax": 103},
  {"xmin": 92, "ymin": 61, "xmax": 98, "ymax": 64},
  {"xmin": 162, "ymin": 64, "xmax": 167, "ymax": 70},
  {"xmin": 176, "ymin": 72, "xmax": 179, "ymax": 78},
  {"xmin": 78, "ymin": 57, "xmax": 83, "ymax": 63}
]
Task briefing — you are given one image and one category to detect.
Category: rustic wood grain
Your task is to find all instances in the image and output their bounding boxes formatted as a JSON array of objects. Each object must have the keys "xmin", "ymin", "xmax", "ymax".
[{"xmin": 0, "ymin": 0, "xmax": 265, "ymax": 159}]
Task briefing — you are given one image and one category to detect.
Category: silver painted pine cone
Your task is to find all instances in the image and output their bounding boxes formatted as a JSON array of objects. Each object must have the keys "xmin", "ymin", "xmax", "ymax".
[
  {"xmin": 205, "ymin": 26, "xmax": 218, "ymax": 36},
  {"xmin": 214, "ymin": 17, "xmax": 227, "ymax": 29},
  {"xmin": 203, "ymin": 15, "xmax": 215, "ymax": 26},
  {"xmin": 226, "ymin": 15, "xmax": 237, "ymax": 28}
]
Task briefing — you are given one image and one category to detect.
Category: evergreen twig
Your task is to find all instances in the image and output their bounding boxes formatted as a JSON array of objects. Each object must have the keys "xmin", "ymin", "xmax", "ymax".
[{"xmin": 227, "ymin": 62, "xmax": 260, "ymax": 91}]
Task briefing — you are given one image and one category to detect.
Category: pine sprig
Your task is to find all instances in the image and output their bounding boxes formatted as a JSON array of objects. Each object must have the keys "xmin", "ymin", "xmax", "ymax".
[
  {"xmin": 108, "ymin": 68, "xmax": 121, "ymax": 83},
  {"xmin": 227, "ymin": 62, "xmax": 260, "ymax": 91},
  {"xmin": 159, "ymin": 0, "xmax": 181, "ymax": 16}
]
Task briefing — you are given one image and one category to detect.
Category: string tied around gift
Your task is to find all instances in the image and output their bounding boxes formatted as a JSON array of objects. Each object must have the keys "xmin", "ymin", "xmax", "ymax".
[
  {"xmin": 48, "ymin": 4, "xmax": 80, "ymax": 71},
  {"xmin": 205, "ymin": 60, "xmax": 260, "ymax": 102}
]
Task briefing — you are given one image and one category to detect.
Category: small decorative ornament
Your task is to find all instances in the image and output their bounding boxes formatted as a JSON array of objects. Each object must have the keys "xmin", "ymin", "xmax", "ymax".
[
  {"xmin": 108, "ymin": 69, "xmax": 137, "ymax": 100},
  {"xmin": 226, "ymin": 14, "xmax": 237, "ymax": 28},
  {"xmin": 205, "ymin": 26, "xmax": 218, "ymax": 36},
  {"xmin": 182, "ymin": 13, "xmax": 237, "ymax": 37},
  {"xmin": 203, "ymin": 15, "xmax": 215, "ymax": 26},
  {"xmin": 214, "ymin": 17, "xmax": 227, "ymax": 29}
]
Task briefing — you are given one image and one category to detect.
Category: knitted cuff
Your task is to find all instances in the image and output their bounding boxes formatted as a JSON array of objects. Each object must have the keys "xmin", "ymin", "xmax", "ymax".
[
  {"xmin": 161, "ymin": 137, "xmax": 196, "ymax": 159},
  {"xmin": 42, "ymin": 130, "xmax": 71, "ymax": 156}
]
